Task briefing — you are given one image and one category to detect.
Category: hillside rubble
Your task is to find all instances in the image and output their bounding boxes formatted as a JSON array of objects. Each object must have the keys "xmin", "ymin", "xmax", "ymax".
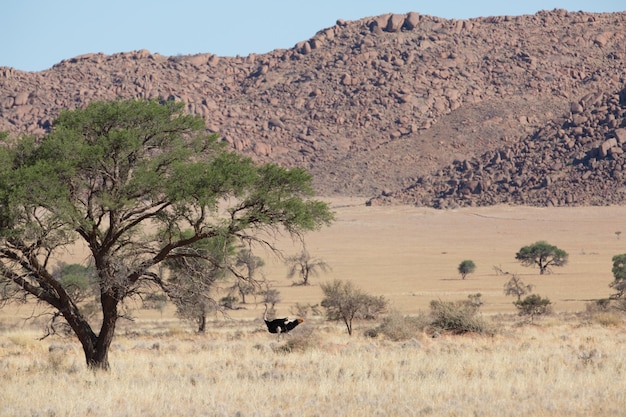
[
  {"xmin": 1, "ymin": 9, "xmax": 626, "ymax": 205},
  {"xmin": 368, "ymin": 87, "xmax": 626, "ymax": 207}
]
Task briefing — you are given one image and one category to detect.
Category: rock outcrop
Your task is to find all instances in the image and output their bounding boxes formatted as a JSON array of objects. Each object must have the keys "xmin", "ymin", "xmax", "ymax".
[
  {"xmin": 368, "ymin": 87, "xmax": 626, "ymax": 208},
  {"xmin": 1, "ymin": 9, "xmax": 626, "ymax": 206}
]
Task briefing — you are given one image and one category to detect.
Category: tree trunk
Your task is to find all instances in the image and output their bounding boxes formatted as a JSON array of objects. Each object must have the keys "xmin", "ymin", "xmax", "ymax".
[
  {"xmin": 69, "ymin": 291, "xmax": 119, "ymax": 371},
  {"xmin": 343, "ymin": 317, "xmax": 353, "ymax": 336},
  {"xmin": 61, "ymin": 304, "xmax": 99, "ymax": 368},
  {"xmin": 87, "ymin": 292, "xmax": 119, "ymax": 370},
  {"xmin": 61, "ymin": 303, "xmax": 116, "ymax": 370}
]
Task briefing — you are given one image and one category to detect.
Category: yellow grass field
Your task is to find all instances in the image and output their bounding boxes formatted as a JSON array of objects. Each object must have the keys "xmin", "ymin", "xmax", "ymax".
[{"xmin": 2, "ymin": 200, "xmax": 626, "ymax": 416}]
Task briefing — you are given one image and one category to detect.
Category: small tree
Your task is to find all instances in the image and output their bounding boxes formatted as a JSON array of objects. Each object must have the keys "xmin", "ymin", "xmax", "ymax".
[
  {"xmin": 286, "ymin": 249, "xmax": 331, "ymax": 285},
  {"xmin": 503, "ymin": 274, "xmax": 534, "ymax": 301},
  {"xmin": 232, "ymin": 247, "xmax": 265, "ymax": 304},
  {"xmin": 261, "ymin": 287, "xmax": 281, "ymax": 310},
  {"xmin": 165, "ymin": 233, "xmax": 234, "ymax": 333},
  {"xmin": 320, "ymin": 279, "xmax": 386, "ymax": 336},
  {"xmin": 610, "ymin": 254, "xmax": 626, "ymax": 298},
  {"xmin": 514, "ymin": 294, "xmax": 552, "ymax": 323},
  {"xmin": 515, "ymin": 241, "xmax": 568, "ymax": 275},
  {"xmin": 457, "ymin": 260, "xmax": 476, "ymax": 279}
]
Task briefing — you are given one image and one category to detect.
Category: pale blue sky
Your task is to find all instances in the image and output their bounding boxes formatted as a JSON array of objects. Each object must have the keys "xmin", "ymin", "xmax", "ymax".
[{"xmin": 3, "ymin": 0, "xmax": 624, "ymax": 72}]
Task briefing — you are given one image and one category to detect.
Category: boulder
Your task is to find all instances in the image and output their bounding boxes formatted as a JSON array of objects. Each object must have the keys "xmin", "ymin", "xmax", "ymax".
[
  {"xmin": 13, "ymin": 91, "xmax": 30, "ymax": 106},
  {"xmin": 600, "ymin": 138, "xmax": 618, "ymax": 158},
  {"xmin": 404, "ymin": 12, "xmax": 420, "ymax": 30},
  {"xmin": 386, "ymin": 14, "xmax": 405, "ymax": 32},
  {"xmin": 615, "ymin": 128, "xmax": 626, "ymax": 145}
]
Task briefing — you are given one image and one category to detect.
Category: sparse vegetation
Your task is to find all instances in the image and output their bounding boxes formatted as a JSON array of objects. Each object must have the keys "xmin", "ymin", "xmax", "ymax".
[
  {"xmin": 1, "ymin": 200, "xmax": 625, "ymax": 417},
  {"xmin": 503, "ymin": 274, "xmax": 534, "ymax": 301},
  {"xmin": 514, "ymin": 294, "xmax": 552, "ymax": 323},
  {"xmin": 285, "ymin": 248, "xmax": 331, "ymax": 285},
  {"xmin": 320, "ymin": 279, "xmax": 387, "ymax": 335},
  {"xmin": 429, "ymin": 298, "xmax": 489, "ymax": 334},
  {"xmin": 365, "ymin": 310, "xmax": 428, "ymax": 341},
  {"xmin": 290, "ymin": 302, "xmax": 322, "ymax": 317}
]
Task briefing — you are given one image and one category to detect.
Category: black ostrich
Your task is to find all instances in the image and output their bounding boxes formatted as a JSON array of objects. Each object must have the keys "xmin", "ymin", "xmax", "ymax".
[{"xmin": 263, "ymin": 304, "xmax": 304, "ymax": 340}]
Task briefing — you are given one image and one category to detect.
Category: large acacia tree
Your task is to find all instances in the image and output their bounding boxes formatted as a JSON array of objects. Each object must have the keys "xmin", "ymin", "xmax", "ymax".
[{"xmin": 0, "ymin": 99, "xmax": 333, "ymax": 370}]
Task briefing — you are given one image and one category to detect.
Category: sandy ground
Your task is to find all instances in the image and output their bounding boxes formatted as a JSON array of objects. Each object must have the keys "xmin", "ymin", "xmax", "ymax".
[
  {"xmin": 2, "ymin": 199, "xmax": 625, "ymax": 323},
  {"xmin": 257, "ymin": 198, "xmax": 626, "ymax": 317}
]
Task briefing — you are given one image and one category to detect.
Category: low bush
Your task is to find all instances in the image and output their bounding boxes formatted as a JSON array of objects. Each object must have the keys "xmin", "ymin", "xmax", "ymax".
[
  {"xmin": 274, "ymin": 327, "xmax": 316, "ymax": 353},
  {"xmin": 429, "ymin": 299, "xmax": 489, "ymax": 334},
  {"xmin": 514, "ymin": 294, "xmax": 552, "ymax": 323},
  {"xmin": 365, "ymin": 310, "xmax": 428, "ymax": 341},
  {"xmin": 590, "ymin": 311, "xmax": 623, "ymax": 327}
]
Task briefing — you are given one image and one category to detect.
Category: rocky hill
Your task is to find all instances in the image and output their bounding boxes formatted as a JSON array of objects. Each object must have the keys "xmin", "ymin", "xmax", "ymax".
[
  {"xmin": 368, "ymin": 87, "xmax": 626, "ymax": 207},
  {"xmin": 1, "ymin": 9, "xmax": 625, "ymax": 207}
]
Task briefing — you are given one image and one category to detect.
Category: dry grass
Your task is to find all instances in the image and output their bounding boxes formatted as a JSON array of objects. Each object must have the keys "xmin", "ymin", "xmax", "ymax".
[
  {"xmin": 2, "ymin": 200, "xmax": 626, "ymax": 416},
  {"xmin": 1, "ymin": 316, "xmax": 626, "ymax": 417}
]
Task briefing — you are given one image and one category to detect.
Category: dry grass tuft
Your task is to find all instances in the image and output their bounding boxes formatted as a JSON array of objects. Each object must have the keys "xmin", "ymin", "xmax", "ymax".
[
  {"xmin": 2, "ymin": 315, "xmax": 626, "ymax": 417},
  {"xmin": 365, "ymin": 310, "xmax": 428, "ymax": 341}
]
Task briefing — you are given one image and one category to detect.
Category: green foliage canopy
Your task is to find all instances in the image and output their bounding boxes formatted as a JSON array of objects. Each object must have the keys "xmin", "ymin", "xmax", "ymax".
[
  {"xmin": 610, "ymin": 253, "xmax": 626, "ymax": 297},
  {"xmin": 457, "ymin": 259, "xmax": 476, "ymax": 279},
  {"xmin": 514, "ymin": 294, "xmax": 552, "ymax": 322},
  {"xmin": 515, "ymin": 241, "xmax": 568, "ymax": 275},
  {"xmin": 0, "ymin": 99, "xmax": 334, "ymax": 369}
]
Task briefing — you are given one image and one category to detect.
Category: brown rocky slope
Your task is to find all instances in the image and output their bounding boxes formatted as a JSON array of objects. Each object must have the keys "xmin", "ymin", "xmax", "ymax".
[
  {"xmin": 1, "ymin": 9, "xmax": 625, "ymax": 206},
  {"xmin": 368, "ymin": 87, "xmax": 626, "ymax": 208}
]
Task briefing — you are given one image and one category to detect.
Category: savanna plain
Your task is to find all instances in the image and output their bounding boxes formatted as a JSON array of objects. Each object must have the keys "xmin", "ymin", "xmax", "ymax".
[{"xmin": 2, "ymin": 198, "xmax": 626, "ymax": 416}]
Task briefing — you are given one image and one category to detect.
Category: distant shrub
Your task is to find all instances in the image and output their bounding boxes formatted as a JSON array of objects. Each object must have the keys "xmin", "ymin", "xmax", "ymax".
[
  {"xmin": 429, "ymin": 299, "xmax": 489, "ymax": 334},
  {"xmin": 514, "ymin": 294, "xmax": 552, "ymax": 323},
  {"xmin": 142, "ymin": 292, "xmax": 168, "ymax": 312},
  {"xmin": 365, "ymin": 310, "xmax": 428, "ymax": 341},
  {"xmin": 220, "ymin": 295, "xmax": 238, "ymax": 309},
  {"xmin": 467, "ymin": 293, "xmax": 483, "ymax": 306},
  {"xmin": 290, "ymin": 302, "xmax": 322, "ymax": 317},
  {"xmin": 458, "ymin": 260, "xmax": 476, "ymax": 279},
  {"xmin": 321, "ymin": 279, "xmax": 387, "ymax": 336},
  {"xmin": 585, "ymin": 298, "xmax": 611, "ymax": 314},
  {"xmin": 591, "ymin": 311, "xmax": 623, "ymax": 327},
  {"xmin": 610, "ymin": 253, "xmax": 626, "ymax": 297},
  {"xmin": 585, "ymin": 299, "xmax": 625, "ymax": 326},
  {"xmin": 503, "ymin": 274, "xmax": 534, "ymax": 301}
]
